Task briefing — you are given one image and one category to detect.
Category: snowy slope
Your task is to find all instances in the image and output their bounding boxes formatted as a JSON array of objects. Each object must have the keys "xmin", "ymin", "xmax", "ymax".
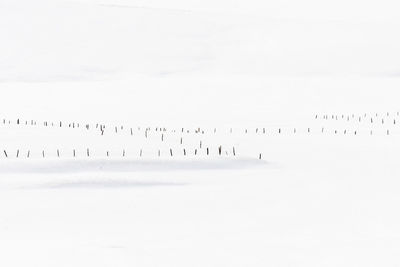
[{"xmin": 1, "ymin": 0, "xmax": 400, "ymax": 266}]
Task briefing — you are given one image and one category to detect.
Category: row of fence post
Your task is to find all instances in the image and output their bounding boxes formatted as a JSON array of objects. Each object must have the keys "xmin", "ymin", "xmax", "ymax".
[{"xmin": 1, "ymin": 146, "xmax": 251, "ymax": 159}]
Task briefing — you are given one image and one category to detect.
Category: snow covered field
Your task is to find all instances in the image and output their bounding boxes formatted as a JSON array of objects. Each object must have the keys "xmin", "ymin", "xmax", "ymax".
[{"xmin": 1, "ymin": 0, "xmax": 400, "ymax": 266}]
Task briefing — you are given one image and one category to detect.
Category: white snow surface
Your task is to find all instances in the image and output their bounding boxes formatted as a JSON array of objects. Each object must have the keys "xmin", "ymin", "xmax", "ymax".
[{"xmin": 1, "ymin": 0, "xmax": 400, "ymax": 266}]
